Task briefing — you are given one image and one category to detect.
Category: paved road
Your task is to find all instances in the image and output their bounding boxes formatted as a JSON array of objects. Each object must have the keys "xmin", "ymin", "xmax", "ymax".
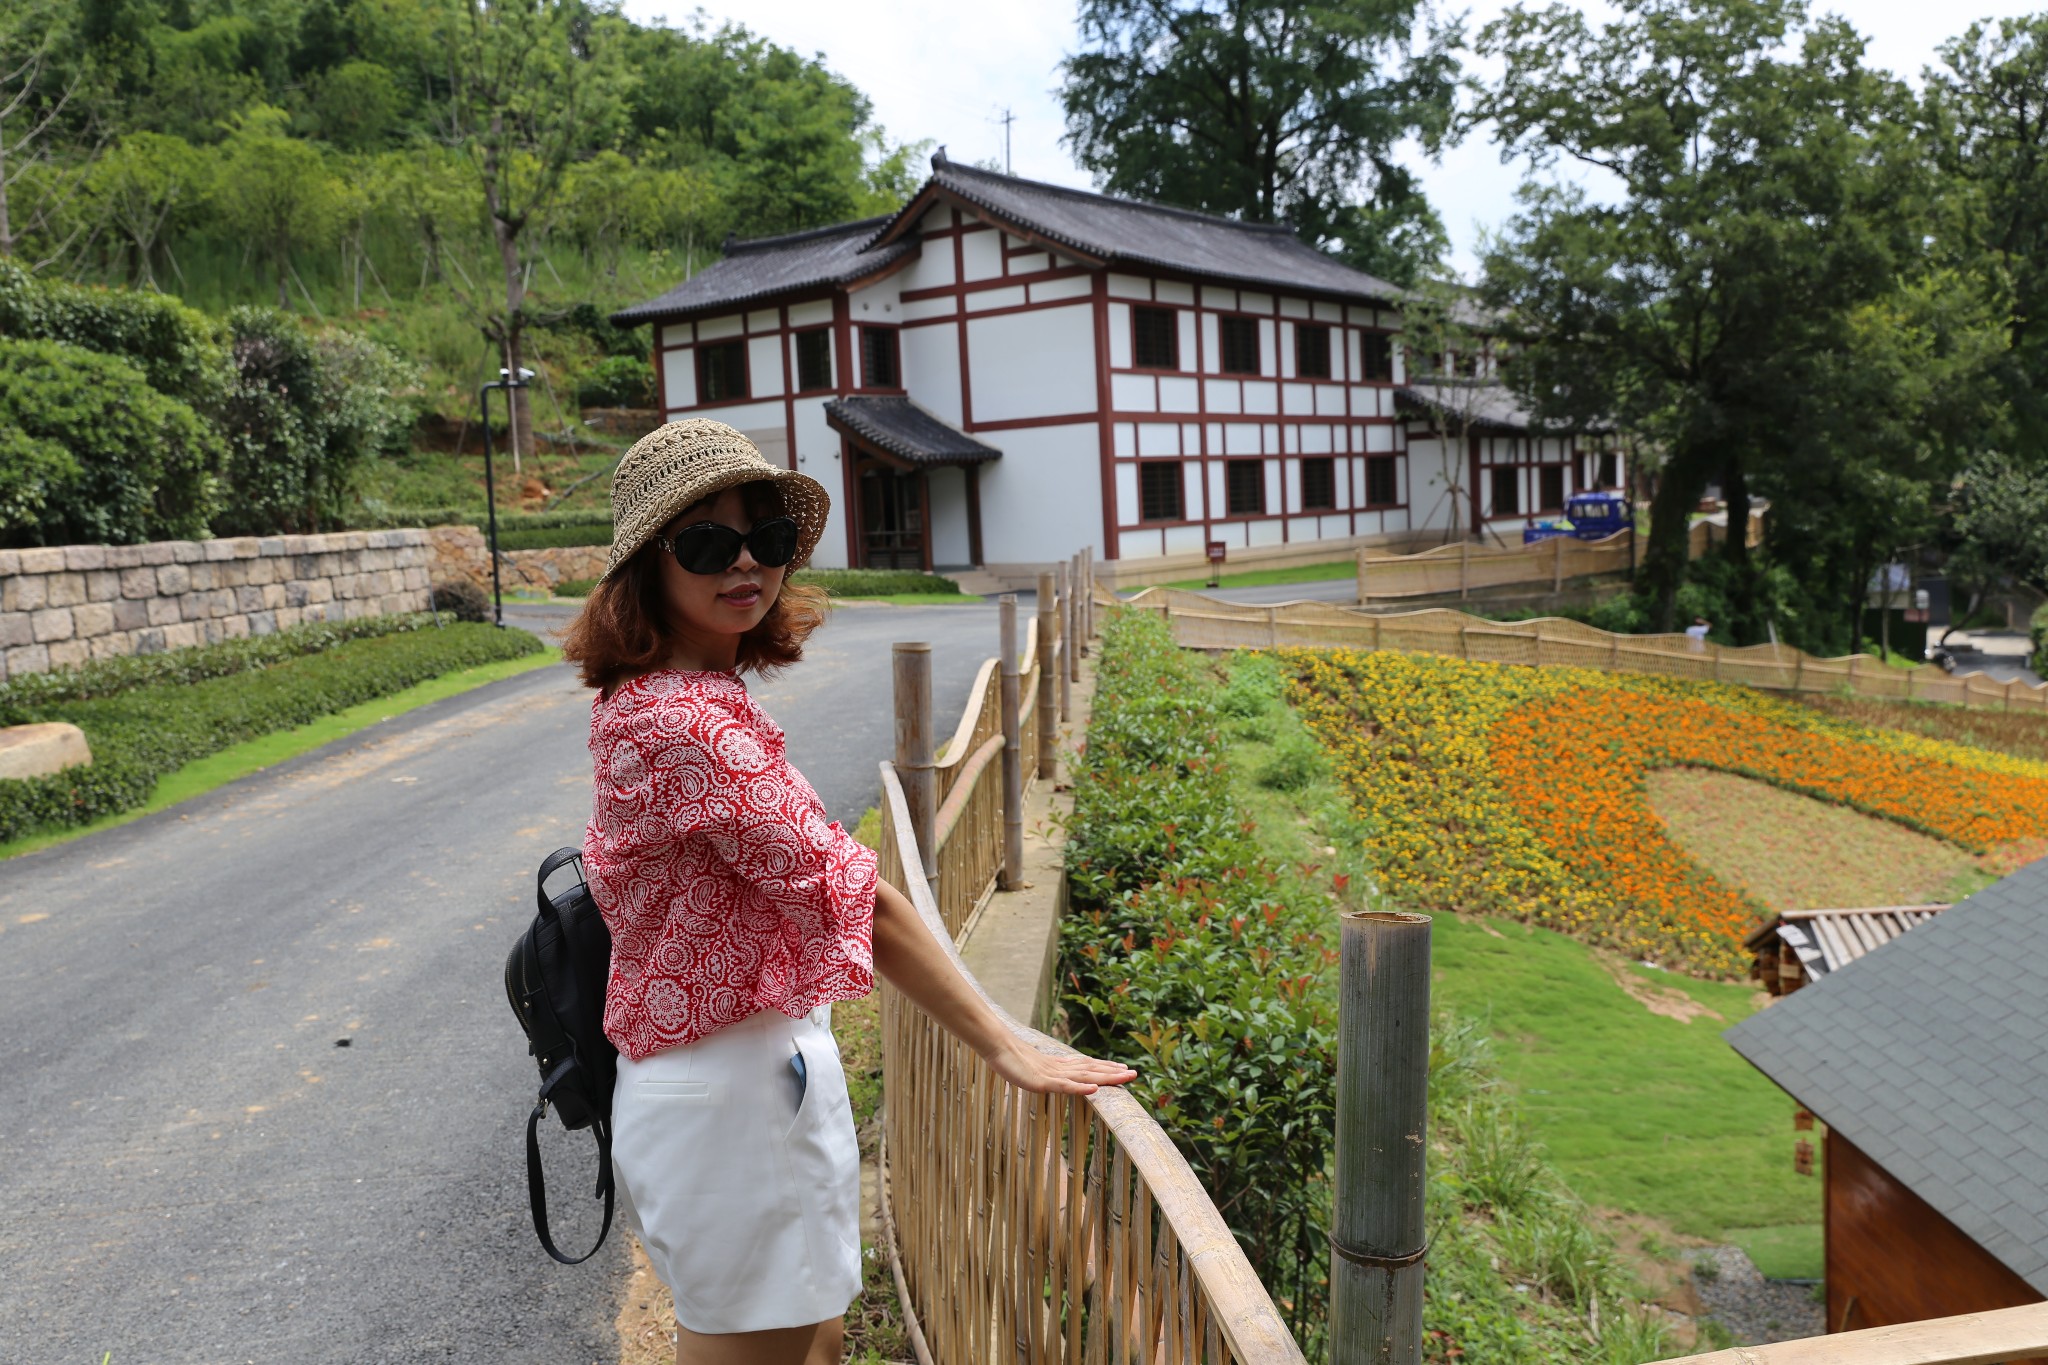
[{"xmin": 0, "ymin": 601, "xmax": 1000, "ymax": 1365}]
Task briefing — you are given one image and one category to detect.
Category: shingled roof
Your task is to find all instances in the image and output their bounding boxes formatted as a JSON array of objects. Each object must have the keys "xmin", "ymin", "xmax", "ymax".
[
  {"xmin": 1398, "ymin": 380, "xmax": 1612, "ymax": 435},
  {"xmin": 1725, "ymin": 855, "xmax": 2048, "ymax": 1293},
  {"xmin": 824, "ymin": 396, "xmax": 1001, "ymax": 467},
  {"xmin": 611, "ymin": 218, "xmax": 912, "ymax": 325}
]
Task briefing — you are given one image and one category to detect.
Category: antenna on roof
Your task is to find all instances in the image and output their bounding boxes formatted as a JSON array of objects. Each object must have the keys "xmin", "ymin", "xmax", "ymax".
[
  {"xmin": 998, "ymin": 107, "xmax": 1016, "ymax": 175},
  {"xmin": 931, "ymin": 145, "xmax": 950, "ymax": 171}
]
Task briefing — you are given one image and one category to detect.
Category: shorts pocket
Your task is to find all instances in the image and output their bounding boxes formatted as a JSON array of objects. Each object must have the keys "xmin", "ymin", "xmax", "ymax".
[{"xmin": 783, "ymin": 1032, "xmax": 844, "ymax": 1140}]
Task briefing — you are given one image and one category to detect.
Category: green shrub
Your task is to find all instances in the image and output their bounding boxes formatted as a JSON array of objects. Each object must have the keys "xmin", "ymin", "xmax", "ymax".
[
  {"xmin": 0, "ymin": 612, "xmax": 440, "ymax": 709},
  {"xmin": 430, "ymin": 580, "xmax": 491, "ymax": 622},
  {"xmin": 1449, "ymin": 1098, "xmax": 1551, "ymax": 1215},
  {"xmin": 213, "ymin": 307, "xmax": 419, "ymax": 535},
  {"xmin": 791, "ymin": 568, "xmax": 962, "ymax": 597},
  {"xmin": 2032, "ymin": 604, "xmax": 2046, "ymax": 677},
  {"xmin": 0, "ymin": 620, "xmax": 542, "ymax": 841},
  {"xmin": 576, "ymin": 354, "xmax": 655, "ymax": 408},
  {"xmin": 494, "ymin": 521, "xmax": 614, "ymax": 551},
  {"xmin": 0, "ymin": 337, "xmax": 224, "ymax": 546},
  {"xmin": 0, "ymin": 258, "xmax": 230, "ymax": 417},
  {"xmin": 1256, "ymin": 727, "xmax": 1326, "ymax": 790},
  {"xmin": 555, "ymin": 577, "xmax": 598, "ymax": 598}
]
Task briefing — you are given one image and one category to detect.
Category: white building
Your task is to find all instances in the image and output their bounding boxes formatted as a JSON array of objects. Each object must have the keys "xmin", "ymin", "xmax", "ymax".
[{"xmin": 614, "ymin": 152, "xmax": 1619, "ymax": 584}]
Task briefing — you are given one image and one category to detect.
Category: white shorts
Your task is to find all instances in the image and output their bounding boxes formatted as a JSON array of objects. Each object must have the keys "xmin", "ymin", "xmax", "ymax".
[{"xmin": 610, "ymin": 1005, "xmax": 862, "ymax": 1334}]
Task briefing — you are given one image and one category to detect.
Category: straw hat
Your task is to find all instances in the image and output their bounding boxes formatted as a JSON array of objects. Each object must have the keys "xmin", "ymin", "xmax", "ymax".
[{"xmin": 601, "ymin": 419, "xmax": 831, "ymax": 584}]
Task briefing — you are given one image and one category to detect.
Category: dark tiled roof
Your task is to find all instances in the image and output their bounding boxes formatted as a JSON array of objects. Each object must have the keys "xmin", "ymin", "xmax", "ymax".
[
  {"xmin": 611, "ymin": 218, "xmax": 911, "ymax": 325},
  {"xmin": 824, "ymin": 396, "xmax": 1001, "ymax": 467},
  {"xmin": 1398, "ymin": 381, "xmax": 1548, "ymax": 432},
  {"xmin": 873, "ymin": 160, "xmax": 1402, "ymax": 306},
  {"xmin": 1724, "ymin": 855, "xmax": 2048, "ymax": 1293}
]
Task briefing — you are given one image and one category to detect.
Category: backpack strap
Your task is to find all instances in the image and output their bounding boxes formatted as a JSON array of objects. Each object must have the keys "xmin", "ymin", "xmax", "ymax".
[
  {"xmin": 536, "ymin": 847, "xmax": 586, "ymax": 922},
  {"xmin": 525, "ymin": 1058, "xmax": 615, "ymax": 1266}
]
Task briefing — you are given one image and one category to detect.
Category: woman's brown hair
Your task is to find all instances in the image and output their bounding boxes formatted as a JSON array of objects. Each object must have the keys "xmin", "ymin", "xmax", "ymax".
[{"xmin": 561, "ymin": 480, "xmax": 828, "ymax": 693}]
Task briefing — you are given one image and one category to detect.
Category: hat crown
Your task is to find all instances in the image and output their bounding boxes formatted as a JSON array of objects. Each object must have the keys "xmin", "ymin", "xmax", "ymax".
[{"xmin": 602, "ymin": 419, "xmax": 830, "ymax": 582}]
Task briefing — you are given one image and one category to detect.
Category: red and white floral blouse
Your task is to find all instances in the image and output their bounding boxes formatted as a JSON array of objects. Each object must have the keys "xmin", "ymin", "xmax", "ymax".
[{"xmin": 582, "ymin": 669, "xmax": 877, "ymax": 1062}]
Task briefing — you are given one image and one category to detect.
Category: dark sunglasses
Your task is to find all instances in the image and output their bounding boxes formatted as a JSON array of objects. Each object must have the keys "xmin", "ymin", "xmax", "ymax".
[{"xmin": 656, "ymin": 515, "xmax": 800, "ymax": 575}]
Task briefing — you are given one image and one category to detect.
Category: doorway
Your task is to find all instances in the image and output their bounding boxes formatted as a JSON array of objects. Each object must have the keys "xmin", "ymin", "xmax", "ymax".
[{"xmin": 860, "ymin": 467, "xmax": 926, "ymax": 569}]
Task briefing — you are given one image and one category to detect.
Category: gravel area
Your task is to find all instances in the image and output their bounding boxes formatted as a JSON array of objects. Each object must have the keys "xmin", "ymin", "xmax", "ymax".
[{"xmin": 1693, "ymin": 1245, "xmax": 1825, "ymax": 1345}]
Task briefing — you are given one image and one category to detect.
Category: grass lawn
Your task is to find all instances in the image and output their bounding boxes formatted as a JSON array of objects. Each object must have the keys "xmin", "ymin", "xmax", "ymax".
[
  {"xmin": 0, "ymin": 647, "xmax": 561, "ymax": 860},
  {"xmin": 1162, "ymin": 558, "xmax": 1356, "ymax": 590}
]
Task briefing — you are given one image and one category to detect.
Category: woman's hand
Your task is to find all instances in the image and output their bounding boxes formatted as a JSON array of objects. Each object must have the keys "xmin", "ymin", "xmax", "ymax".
[{"xmin": 985, "ymin": 1039, "xmax": 1137, "ymax": 1096}]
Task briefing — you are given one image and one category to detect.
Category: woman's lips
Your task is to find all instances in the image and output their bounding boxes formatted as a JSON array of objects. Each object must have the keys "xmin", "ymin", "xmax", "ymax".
[{"xmin": 719, "ymin": 584, "xmax": 762, "ymax": 608}]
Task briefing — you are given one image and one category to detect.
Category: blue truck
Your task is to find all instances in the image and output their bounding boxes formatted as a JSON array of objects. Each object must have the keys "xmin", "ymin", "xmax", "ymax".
[{"xmin": 1521, "ymin": 491, "xmax": 1631, "ymax": 545}]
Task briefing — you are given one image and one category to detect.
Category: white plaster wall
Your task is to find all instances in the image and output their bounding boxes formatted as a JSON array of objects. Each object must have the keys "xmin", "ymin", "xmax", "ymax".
[
  {"xmin": 699, "ymin": 314, "xmax": 742, "ymax": 340},
  {"xmin": 928, "ymin": 466, "xmax": 972, "ymax": 567},
  {"xmin": 901, "ymin": 325, "xmax": 964, "ymax": 425},
  {"xmin": 1407, "ymin": 436, "xmax": 1463, "ymax": 534},
  {"xmin": 789, "ymin": 300, "xmax": 833, "ymax": 328},
  {"xmin": 663, "ymin": 347, "xmax": 696, "ymax": 411},
  {"xmin": 747, "ymin": 335, "xmax": 785, "ymax": 398},
  {"xmin": 961, "ymin": 230, "xmax": 1003, "ymax": 282},
  {"xmin": 978, "ymin": 423, "xmax": 1102, "ymax": 561},
  {"xmin": 967, "ymin": 305, "xmax": 1096, "ymax": 424}
]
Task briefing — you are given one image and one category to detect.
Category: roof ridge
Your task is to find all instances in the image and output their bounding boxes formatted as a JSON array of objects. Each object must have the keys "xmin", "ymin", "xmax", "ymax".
[
  {"xmin": 935, "ymin": 162, "xmax": 1296, "ymax": 237},
  {"xmin": 728, "ymin": 215, "xmax": 897, "ymax": 254}
]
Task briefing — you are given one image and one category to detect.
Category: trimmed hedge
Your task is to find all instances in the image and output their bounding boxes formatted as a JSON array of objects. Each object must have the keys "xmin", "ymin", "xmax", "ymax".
[
  {"xmin": 791, "ymin": 568, "xmax": 962, "ymax": 597},
  {"xmin": 0, "ymin": 258, "xmax": 229, "ymax": 417},
  {"xmin": 0, "ymin": 620, "xmax": 544, "ymax": 842}
]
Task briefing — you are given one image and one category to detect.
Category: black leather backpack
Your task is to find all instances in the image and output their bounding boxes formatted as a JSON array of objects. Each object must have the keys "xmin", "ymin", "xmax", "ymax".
[{"xmin": 504, "ymin": 847, "xmax": 618, "ymax": 1265}]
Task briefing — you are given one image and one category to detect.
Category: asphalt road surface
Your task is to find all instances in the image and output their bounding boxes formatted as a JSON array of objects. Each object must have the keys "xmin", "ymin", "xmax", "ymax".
[{"xmin": 0, "ymin": 600, "xmax": 999, "ymax": 1364}]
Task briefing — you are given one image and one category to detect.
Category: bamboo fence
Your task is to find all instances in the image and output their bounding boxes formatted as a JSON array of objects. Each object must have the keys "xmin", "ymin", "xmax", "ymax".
[
  {"xmin": 1652, "ymin": 1300, "xmax": 2048, "ymax": 1365},
  {"xmin": 1125, "ymin": 588, "xmax": 2048, "ymax": 712},
  {"xmin": 874, "ymin": 554, "xmax": 1308, "ymax": 1365},
  {"xmin": 1357, "ymin": 529, "xmax": 1637, "ymax": 602}
]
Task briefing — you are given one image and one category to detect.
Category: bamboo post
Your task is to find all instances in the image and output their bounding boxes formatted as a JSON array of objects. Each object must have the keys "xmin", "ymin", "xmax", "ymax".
[
  {"xmin": 1036, "ymin": 573, "xmax": 1057, "ymax": 782},
  {"xmin": 1794, "ymin": 652, "xmax": 1805, "ymax": 692},
  {"xmin": 999, "ymin": 594, "xmax": 1024, "ymax": 891},
  {"xmin": 1268, "ymin": 604, "xmax": 1281, "ymax": 648},
  {"xmin": 1458, "ymin": 622, "xmax": 1470, "ymax": 660},
  {"xmin": 1459, "ymin": 538, "xmax": 1469, "ymax": 599},
  {"xmin": 1057, "ymin": 563, "xmax": 1073, "ymax": 721},
  {"xmin": 893, "ymin": 642, "xmax": 937, "ymax": 883},
  {"xmin": 1067, "ymin": 556, "xmax": 1082, "ymax": 683},
  {"xmin": 1713, "ymin": 642, "xmax": 1723, "ymax": 682},
  {"xmin": 1356, "ymin": 549, "xmax": 1369, "ymax": 607},
  {"xmin": 1552, "ymin": 534, "xmax": 1564, "ymax": 592},
  {"xmin": 1331, "ymin": 910, "xmax": 1432, "ymax": 1365},
  {"xmin": 1078, "ymin": 547, "xmax": 1092, "ymax": 653}
]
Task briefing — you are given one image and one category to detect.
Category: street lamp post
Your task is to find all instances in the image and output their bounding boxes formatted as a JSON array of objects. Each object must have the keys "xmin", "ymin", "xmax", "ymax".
[{"xmin": 478, "ymin": 368, "xmax": 532, "ymax": 628}]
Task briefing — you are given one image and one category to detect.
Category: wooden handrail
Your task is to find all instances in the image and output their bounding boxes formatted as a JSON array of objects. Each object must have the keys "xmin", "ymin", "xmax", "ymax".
[
  {"xmin": 936, "ymin": 657, "xmax": 999, "ymax": 776},
  {"xmin": 1652, "ymin": 1301, "xmax": 2048, "ymax": 1365},
  {"xmin": 933, "ymin": 732, "xmax": 1004, "ymax": 846}
]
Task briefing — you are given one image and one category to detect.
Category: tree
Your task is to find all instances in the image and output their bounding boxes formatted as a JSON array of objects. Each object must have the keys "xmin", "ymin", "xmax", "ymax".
[
  {"xmin": 210, "ymin": 108, "xmax": 341, "ymax": 309},
  {"xmin": 437, "ymin": 0, "xmax": 626, "ymax": 464},
  {"xmin": 0, "ymin": 2, "xmax": 93, "ymax": 270},
  {"xmin": 1059, "ymin": 0, "xmax": 1460, "ymax": 284},
  {"xmin": 1393, "ymin": 280, "xmax": 1503, "ymax": 542},
  {"xmin": 1476, "ymin": 0, "xmax": 1944, "ymax": 638},
  {"xmin": 86, "ymin": 131, "xmax": 207, "ymax": 289}
]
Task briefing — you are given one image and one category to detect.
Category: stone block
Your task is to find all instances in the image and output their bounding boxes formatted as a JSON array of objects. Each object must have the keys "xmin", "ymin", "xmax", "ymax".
[
  {"xmin": 87, "ymin": 570, "xmax": 120, "ymax": 601},
  {"xmin": 275, "ymin": 607, "xmax": 303, "ymax": 630},
  {"xmin": 141, "ymin": 542, "xmax": 175, "ymax": 566},
  {"xmin": 189, "ymin": 563, "xmax": 216, "ymax": 591},
  {"xmin": 211, "ymin": 588, "xmax": 237, "ymax": 617},
  {"xmin": 31, "ymin": 608, "xmax": 73, "ymax": 643},
  {"xmin": 18, "ymin": 547, "xmax": 65, "ymax": 574},
  {"xmin": 245, "ymin": 558, "xmax": 274, "ymax": 586},
  {"xmin": 248, "ymin": 610, "xmax": 277, "ymax": 635},
  {"xmin": 45, "ymin": 572, "xmax": 86, "ymax": 608},
  {"xmin": 121, "ymin": 567, "xmax": 156, "ymax": 599},
  {"xmin": 171, "ymin": 540, "xmax": 204, "ymax": 564},
  {"xmin": 147, "ymin": 597, "xmax": 180, "ymax": 627},
  {"xmin": 237, "ymin": 585, "xmax": 265, "ymax": 612},
  {"xmin": 0, "ymin": 550, "xmax": 18, "ymax": 576},
  {"xmin": 112, "ymin": 599, "xmax": 148, "ymax": 631},
  {"xmin": 258, "ymin": 537, "xmax": 287, "ymax": 557},
  {"xmin": 3, "ymin": 576, "xmax": 46, "ymax": 612},
  {"xmin": 0, "ymin": 615, "xmax": 29, "ymax": 647},
  {"xmin": 202, "ymin": 538, "xmax": 237, "ymax": 562},
  {"xmin": 134, "ymin": 628, "xmax": 166, "ymax": 655},
  {"xmin": 7, "ymin": 643, "xmax": 48, "ymax": 675},
  {"xmin": 284, "ymin": 581, "xmax": 310, "ymax": 608},
  {"xmin": 157, "ymin": 564, "xmax": 191, "ymax": 595},
  {"xmin": 0, "ymin": 722, "xmax": 91, "ymax": 778},
  {"xmin": 46, "ymin": 638, "xmax": 87, "ymax": 668},
  {"xmin": 163, "ymin": 622, "xmax": 199, "ymax": 650},
  {"xmin": 197, "ymin": 618, "xmax": 222, "ymax": 645},
  {"xmin": 63, "ymin": 545, "xmax": 107, "ymax": 571},
  {"xmin": 108, "ymin": 544, "xmax": 144, "ymax": 568},
  {"xmin": 71, "ymin": 602, "xmax": 114, "ymax": 638},
  {"xmin": 222, "ymin": 614, "xmax": 251, "ymax": 639}
]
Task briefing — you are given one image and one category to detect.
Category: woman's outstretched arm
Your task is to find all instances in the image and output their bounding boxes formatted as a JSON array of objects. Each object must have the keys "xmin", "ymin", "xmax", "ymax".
[{"xmin": 871, "ymin": 878, "xmax": 1137, "ymax": 1096}]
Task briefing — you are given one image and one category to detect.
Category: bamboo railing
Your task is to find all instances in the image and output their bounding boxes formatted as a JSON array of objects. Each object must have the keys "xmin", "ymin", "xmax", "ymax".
[
  {"xmin": 1654, "ymin": 1300, "xmax": 2048, "ymax": 1365},
  {"xmin": 1126, "ymin": 588, "xmax": 2048, "ymax": 712},
  {"xmin": 874, "ymin": 551, "xmax": 1308, "ymax": 1365},
  {"xmin": 1353, "ymin": 512, "xmax": 1765, "ymax": 604}
]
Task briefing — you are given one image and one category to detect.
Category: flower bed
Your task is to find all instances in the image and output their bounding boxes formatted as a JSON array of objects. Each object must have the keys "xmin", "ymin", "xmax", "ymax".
[{"xmin": 1281, "ymin": 649, "xmax": 2048, "ymax": 974}]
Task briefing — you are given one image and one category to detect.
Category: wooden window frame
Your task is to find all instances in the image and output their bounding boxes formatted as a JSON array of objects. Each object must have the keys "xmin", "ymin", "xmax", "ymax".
[
  {"xmin": 697, "ymin": 338, "xmax": 749, "ymax": 405},
  {"xmin": 859, "ymin": 326, "xmax": 901, "ymax": 391},
  {"xmin": 1361, "ymin": 332, "xmax": 1395, "ymax": 384},
  {"xmin": 793, "ymin": 326, "xmax": 834, "ymax": 394},
  {"xmin": 1365, "ymin": 454, "xmax": 1400, "ymax": 509},
  {"xmin": 1225, "ymin": 458, "xmax": 1266, "ymax": 517},
  {"xmin": 1537, "ymin": 463, "xmax": 1567, "ymax": 514},
  {"xmin": 1294, "ymin": 323, "xmax": 1332, "ymax": 381},
  {"xmin": 1300, "ymin": 455, "xmax": 1336, "ymax": 510},
  {"xmin": 1138, "ymin": 461, "xmax": 1185, "ymax": 523},
  {"xmin": 1489, "ymin": 463, "xmax": 1520, "ymax": 518},
  {"xmin": 1217, "ymin": 314, "xmax": 1262, "ymax": 376},
  {"xmin": 1130, "ymin": 305, "xmax": 1180, "ymax": 371}
]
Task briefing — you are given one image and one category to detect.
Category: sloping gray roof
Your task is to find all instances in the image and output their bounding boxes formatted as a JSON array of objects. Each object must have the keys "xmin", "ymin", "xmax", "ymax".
[
  {"xmin": 1725, "ymin": 855, "xmax": 2048, "ymax": 1293},
  {"xmin": 874, "ymin": 159, "xmax": 1402, "ymax": 306},
  {"xmin": 611, "ymin": 218, "xmax": 912, "ymax": 325},
  {"xmin": 1398, "ymin": 381, "xmax": 1549, "ymax": 432},
  {"xmin": 824, "ymin": 396, "xmax": 1001, "ymax": 467}
]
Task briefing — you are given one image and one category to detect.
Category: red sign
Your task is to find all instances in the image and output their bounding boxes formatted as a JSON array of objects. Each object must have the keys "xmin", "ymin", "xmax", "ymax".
[{"xmin": 1206, "ymin": 540, "xmax": 1227, "ymax": 564}]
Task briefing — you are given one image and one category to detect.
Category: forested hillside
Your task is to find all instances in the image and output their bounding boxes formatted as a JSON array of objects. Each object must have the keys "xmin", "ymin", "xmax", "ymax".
[{"xmin": 0, "ymin": 0, "xmax": 923, "ymax": 543}]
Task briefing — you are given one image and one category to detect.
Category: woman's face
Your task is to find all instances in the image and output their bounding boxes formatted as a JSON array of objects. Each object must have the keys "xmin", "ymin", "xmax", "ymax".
[{"xmin": 654, "ymin": 485, "xmax": 786, "ymax": 646}]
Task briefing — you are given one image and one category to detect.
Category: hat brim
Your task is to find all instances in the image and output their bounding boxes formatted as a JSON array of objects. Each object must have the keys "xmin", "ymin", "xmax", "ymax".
[{"xmin": 601, "ymin": 427, "xmax": 832, "ymax": 586}]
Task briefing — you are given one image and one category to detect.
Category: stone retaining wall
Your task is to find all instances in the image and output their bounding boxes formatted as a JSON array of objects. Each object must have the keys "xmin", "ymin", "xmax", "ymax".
[
  {"xmin": 426, "ymin": 525, "xmax": 606, "ymax": 595},
  {"xmin": 0, "ymin": 531, "xmax": 432, "ymax": 681}
]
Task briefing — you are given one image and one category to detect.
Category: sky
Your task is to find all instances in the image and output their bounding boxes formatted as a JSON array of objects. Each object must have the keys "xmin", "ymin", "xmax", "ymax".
[{"xmin": 616, "ymin": 0, "xmax": 2048, "ymax": 277}]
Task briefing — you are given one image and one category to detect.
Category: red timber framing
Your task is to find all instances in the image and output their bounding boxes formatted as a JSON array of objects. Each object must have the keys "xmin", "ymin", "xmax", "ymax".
[{"xmin": 1418, "ymin": 424, "xmax": 1620, "ymax": 531}]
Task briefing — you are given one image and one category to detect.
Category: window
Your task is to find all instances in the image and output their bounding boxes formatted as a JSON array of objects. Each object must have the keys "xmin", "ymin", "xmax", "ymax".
[
  {"xmin": 794, "ymin": 329, "xmax": 833, "ymax": 392},
  {"xmin": 1596, "ymin": 450, "xmax": 1619, "ymax": 488},
  {"xmin": 1538, "ymin": 464, "xmax": 1566, "ymax": 512},
  {"xmin": 697, "ymin": 340, "xmax": 747, "ymax": 403},
  {"xmin": 1132, "ymin": 307, "xmax": 1178, "ymax": 369},
  {"xmin": 1294, "ymin": 324, "xmax": 1331, "ymax": 380},
  {"xmin": 1218, "ymin": 316, "xmax": 1261, "ymax": 375},
  {"xmin": 1226, "ymin": 459, "xmax": 1266, "ymax": 516},
  {"xmin": 1490, "ymin": 464, "xmax": 1520, "ymax": 517},
  {"xmin": 1139, "ymin": 462, "xmax": 1184, "ymax": 522},
  {"xmin": 1301, "ymin": 456, "xmax": 1336, "ymax": 510},
  {"xmin": 860, "ymin": 327, "xmax": 900, "ymax": 389},
  {"xmin": 1366, "ymin": 455, "xmax": 1399, "ymax": 508},
  {"xmin": 1361, "ymin": 332, "xmax": 1395, "ymax": 383}
]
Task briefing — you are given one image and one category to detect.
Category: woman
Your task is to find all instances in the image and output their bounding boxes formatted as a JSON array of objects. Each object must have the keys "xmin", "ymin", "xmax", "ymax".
[{"xmin": 563, "ymin": 420, "xmax": 1134, "ymax": 1365}]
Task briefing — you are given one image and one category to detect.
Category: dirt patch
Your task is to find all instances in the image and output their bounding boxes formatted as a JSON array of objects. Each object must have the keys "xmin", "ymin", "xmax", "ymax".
[
  {"xmin": 614, "ymin": 1235, "xmax": 677, "ymax": 1365},
  {"xmin": 1645, "ymin": 767, "xmax": 1983, "ymax": 911},
  {"xmin": 1598, "ymin": 953, "xmax": 1724, "ymax": 1024}
]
